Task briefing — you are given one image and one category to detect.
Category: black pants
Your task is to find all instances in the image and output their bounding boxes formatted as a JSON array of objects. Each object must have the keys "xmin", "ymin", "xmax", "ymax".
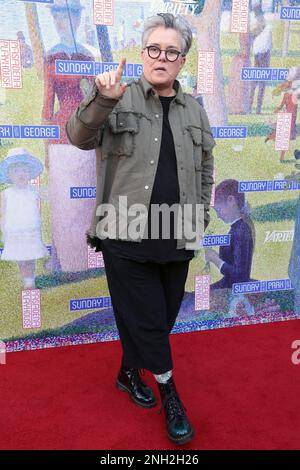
[{"xmin": 101, "ymin": 245, "xmax": 191, "ymax": 374}]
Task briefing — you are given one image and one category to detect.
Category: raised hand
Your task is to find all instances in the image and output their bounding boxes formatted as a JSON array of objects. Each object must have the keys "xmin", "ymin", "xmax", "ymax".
[{"xmin": 95, "ymin": 57, "xmax": 127, "ymax": 99}]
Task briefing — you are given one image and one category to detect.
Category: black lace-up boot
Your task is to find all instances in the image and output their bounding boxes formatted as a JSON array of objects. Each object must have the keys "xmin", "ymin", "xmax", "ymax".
[
  {"xmin": 157, "ymin": 376, "xmax": 194, "ymax": 444},
  {"xmin": 116, "ymin": 366, "xmax": 157, "ymax": 408}
]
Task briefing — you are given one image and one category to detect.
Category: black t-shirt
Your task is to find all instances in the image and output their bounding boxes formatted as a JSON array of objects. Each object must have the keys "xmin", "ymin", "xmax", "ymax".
[{"xmin": 101, "ymin": 95, "xmax": 195, "ymax": 263}]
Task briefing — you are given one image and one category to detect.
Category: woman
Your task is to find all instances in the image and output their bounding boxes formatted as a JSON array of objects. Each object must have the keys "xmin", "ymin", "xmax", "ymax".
[
  {"xmin": 264, "ymin": 66, "xmax": 300, "ymax": 162},
  {"xmin": 205, "ymin": 179, "xmax": 255, "ymax": 289},
  {"xmin": 66, "ymin": 13, "xmax": 216, "ymax": 445},
  {"xmin": 43, "ymin": 0, "xmax": 96, "ymax": 272}
]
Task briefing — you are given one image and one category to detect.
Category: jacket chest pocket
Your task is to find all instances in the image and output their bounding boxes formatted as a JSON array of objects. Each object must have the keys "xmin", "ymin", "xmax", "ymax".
[
  {"xmin": 102, "ymin": 111, "xmax": 139, "ymax": 159},
  {"xmin": 186, "ymin": 125, "xmax": 203, "ymax": 170}
]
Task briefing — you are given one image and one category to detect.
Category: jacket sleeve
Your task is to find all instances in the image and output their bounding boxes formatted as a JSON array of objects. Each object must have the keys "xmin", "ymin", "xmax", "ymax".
[
  {"xmin": 199, "ymin": 106, "xmax": 216, "ymax": 228},
  {"xmin": 65, "ymin": 81, "xmax": 119, "ymax": 150}
]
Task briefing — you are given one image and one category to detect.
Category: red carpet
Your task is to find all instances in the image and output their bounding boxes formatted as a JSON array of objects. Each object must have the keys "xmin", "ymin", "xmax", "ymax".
[{"xmin": 1, "ymin": 320, "xmax": 300, "ymax": 450}]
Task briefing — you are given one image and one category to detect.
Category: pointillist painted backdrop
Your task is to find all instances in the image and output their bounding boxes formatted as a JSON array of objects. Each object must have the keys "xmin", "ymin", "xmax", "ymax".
[{"xmin": 0, "ymin": 0, "xmax": 299, "ymax": 352}]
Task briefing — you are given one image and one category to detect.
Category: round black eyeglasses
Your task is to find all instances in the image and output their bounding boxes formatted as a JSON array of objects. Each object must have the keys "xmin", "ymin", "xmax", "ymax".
[{"xmin": 143, "ymin": 45, "xmax": 185, "ymax": 62}]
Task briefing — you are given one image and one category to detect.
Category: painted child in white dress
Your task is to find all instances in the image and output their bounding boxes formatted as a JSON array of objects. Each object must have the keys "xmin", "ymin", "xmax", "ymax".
[{"xmin": 0, "ymin": 147, "xmax": 49, "ymax": 289}]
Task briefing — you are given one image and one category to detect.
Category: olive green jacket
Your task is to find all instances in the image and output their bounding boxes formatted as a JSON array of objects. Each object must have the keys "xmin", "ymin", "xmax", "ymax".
[{"xmin": 65, "ymin": 74, "xmax": 216, "ymax": 250}]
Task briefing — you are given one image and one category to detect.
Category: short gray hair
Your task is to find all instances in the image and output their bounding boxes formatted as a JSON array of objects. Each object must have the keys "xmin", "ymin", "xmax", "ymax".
[{"xmin": 141, "ymin": 13, "xmax": 193, "ymax": 56}]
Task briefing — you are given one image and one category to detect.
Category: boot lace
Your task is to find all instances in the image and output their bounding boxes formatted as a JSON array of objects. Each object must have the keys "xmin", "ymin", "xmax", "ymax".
[{"xmin": 158, "ymin": 392, "xmax": 187, "ymax": 418}]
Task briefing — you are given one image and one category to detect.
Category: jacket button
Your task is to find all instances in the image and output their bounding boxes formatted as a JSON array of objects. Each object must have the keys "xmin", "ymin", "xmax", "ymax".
[
  {"xmin": 145, "ymin": 185, "xmax": 149, "ymax": 190},
  {"xmin": 119, "ymin": 122, "xmax": 124, "ymax": 126},
  {"xmin": 155, "ymin": 114, "xmax": 159, "ymax": 118},
  {"xmin": 154, "ymin": 137, "xmax": 158, "ymax": 142},
  {"xmin": 150, "ymin": 160, "xmax": 155, "ymax": 164}
]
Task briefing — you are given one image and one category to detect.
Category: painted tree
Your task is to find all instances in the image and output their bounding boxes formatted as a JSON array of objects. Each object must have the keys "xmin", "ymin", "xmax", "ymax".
[
  {"xmin": 24, "ymin": 3, "xmax": 45, "ymax": 80},
  {"xmin": 183, "ymin": 0, "xmax": 227, "ymax": 125},
  {"xmin": 227, "ymin": 31, "xmax": 252, "ymax": 114},
  {"xmin": 282, "ymin": 0, "xmax": 290, "ymax": 57}
]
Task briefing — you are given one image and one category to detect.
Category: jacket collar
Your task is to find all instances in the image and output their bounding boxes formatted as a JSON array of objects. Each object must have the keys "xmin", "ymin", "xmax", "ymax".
[{"xmin": 139, "ymin": 73, "xmax": 186, "ymax": 106}]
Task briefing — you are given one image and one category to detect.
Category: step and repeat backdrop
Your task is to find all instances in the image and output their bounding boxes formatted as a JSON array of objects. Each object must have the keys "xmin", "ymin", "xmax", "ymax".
[{"xmin": 0, "ymin": 0, "xmax": 299, "ymax": 352}]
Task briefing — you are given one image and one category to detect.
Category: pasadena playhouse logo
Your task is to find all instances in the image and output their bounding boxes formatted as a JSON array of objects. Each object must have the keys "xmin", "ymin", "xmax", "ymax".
[{"xmin": 95, "ymin": 196, "xmax": 205, "ymax": 249}]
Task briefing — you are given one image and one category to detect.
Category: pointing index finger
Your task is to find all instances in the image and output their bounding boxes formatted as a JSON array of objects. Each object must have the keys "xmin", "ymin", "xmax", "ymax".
[{"xmin": 116, "ymin": 57, "xmax": 126, "ymax": 82}]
